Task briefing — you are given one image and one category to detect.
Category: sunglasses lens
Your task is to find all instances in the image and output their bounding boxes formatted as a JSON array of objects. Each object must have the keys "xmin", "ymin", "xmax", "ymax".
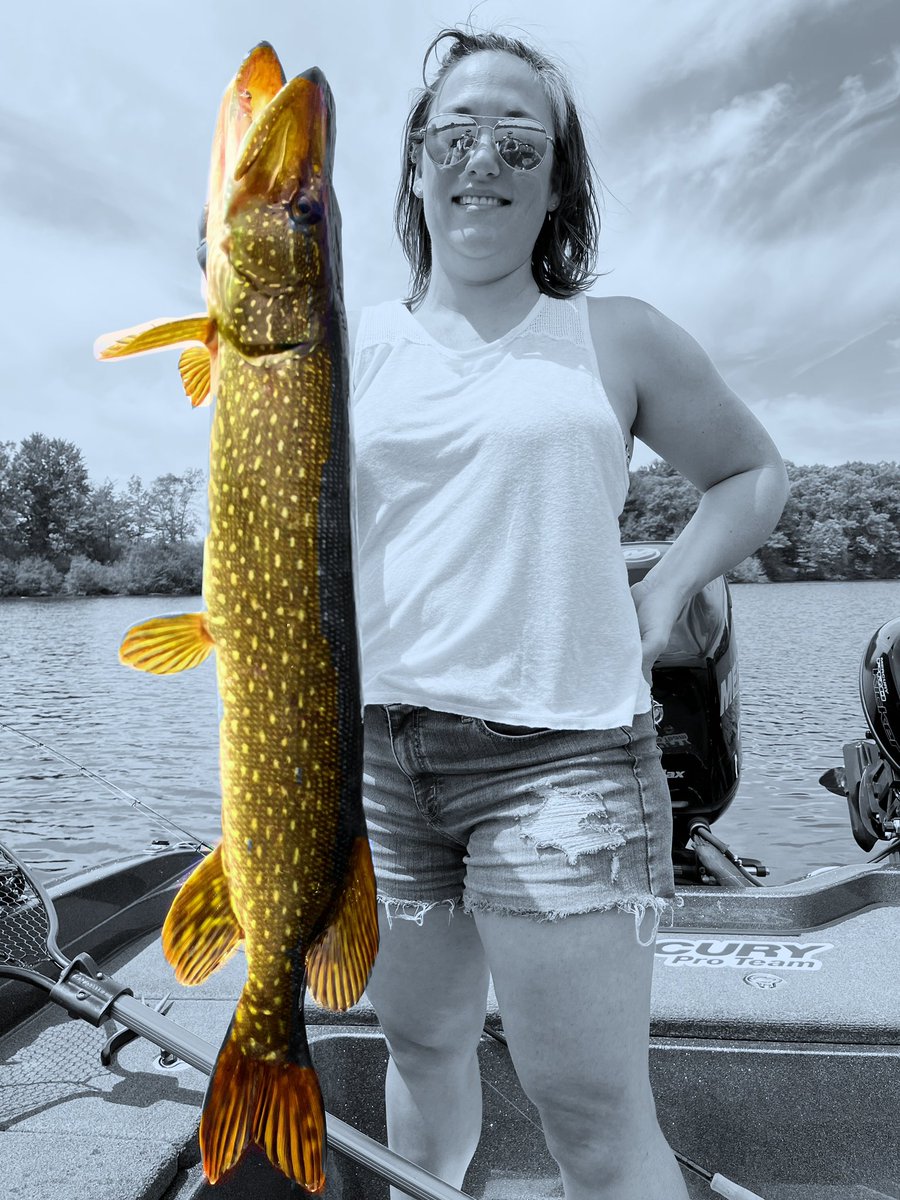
[
  {"xmin": 493, "ymin": 121, "xmax": 548, "ymax": 170},
  {"xmin": 424, "ymin": 118, "xmax": 548, "ymax": 170}
]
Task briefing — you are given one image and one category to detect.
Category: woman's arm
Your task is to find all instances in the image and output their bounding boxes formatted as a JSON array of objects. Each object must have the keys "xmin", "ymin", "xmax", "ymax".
[{"xmin": 617, "ymin": 299, "xmax": 790, "ymax": 679}]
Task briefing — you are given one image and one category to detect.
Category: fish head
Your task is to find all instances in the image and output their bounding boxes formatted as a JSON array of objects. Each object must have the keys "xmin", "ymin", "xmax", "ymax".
[
  {"xmin": 214, "ymin": 66, "xmax": 340, "ymax": 353},
  {"xmin": 202, "ymin": 42, "xmax": 286, "ymax": 285}
]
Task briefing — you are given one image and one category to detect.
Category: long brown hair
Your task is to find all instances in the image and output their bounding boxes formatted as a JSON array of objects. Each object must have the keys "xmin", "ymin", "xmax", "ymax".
[{"xmin": 396, "ymin": 27, "xmax": 602, "ymax": 308}]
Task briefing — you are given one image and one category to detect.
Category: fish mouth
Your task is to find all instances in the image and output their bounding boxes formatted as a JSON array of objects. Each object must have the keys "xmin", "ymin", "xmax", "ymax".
[
  {"xmin": 234, "ymin": 66, "xmax": 334, "ymax": 202},
  {"xmin": 205, "ymin": 43, "xmax": 287, "ymax": 251}
]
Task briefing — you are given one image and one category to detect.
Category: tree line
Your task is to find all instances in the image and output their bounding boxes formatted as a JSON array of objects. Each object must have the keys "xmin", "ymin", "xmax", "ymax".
[
  {"xmin": 0, "ymin": 434, "xmax": 203, "ymax": 596},
  {"xmin": 0, "ymin": 435, "xmax": 897, "ymax": 596},
  {"xmin": 620, "ymin": 459, "xmax": 900, "ymax": 582}
]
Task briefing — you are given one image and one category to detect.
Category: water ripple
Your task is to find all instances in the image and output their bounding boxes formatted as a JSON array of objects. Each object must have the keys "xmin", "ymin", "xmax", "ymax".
[{"xmin": 1, "ymin": 584, "xmax": 899, "ymax": 885}]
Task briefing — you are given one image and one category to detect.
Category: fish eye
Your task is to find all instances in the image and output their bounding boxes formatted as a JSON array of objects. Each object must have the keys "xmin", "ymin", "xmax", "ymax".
[{"xmin": 287, "ymin": 191, "xmax": 322, "ymax": 225}]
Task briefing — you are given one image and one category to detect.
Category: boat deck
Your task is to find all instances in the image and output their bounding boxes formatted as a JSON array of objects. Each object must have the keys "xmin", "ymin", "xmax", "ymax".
[{"xmin": 3, "ymin": 858, "xmax": 900, "ymax": 1199}]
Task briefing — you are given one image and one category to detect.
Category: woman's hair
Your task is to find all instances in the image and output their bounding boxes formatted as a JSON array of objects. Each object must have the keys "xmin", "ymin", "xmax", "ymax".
[{"xmin": 396, "ymin": 27, "xmax": 603, "ymax": 307}]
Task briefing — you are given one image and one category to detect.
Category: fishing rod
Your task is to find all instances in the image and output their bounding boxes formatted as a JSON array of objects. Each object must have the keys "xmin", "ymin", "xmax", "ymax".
[{"xmin": 0, "ymin": 716, "xmax": 214, "ymax": 853}]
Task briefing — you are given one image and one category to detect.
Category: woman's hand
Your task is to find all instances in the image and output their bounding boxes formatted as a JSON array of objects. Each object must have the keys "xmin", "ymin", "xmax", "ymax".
[{"xmin": 630, "ymin": 577, "xmax": 687, "ymax": 683}]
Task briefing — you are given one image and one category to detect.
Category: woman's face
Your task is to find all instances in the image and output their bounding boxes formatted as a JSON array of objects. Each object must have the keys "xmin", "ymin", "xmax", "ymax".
[{"xmin": 415, "ymin": 51, "xmax": 560, "ymax": 286}]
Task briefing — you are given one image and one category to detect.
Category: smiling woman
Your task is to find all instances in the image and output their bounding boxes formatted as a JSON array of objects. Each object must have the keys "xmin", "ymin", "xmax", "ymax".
[{"xmin": 348, "ymin": 23, "xmax": 789, "ymax": 1200}]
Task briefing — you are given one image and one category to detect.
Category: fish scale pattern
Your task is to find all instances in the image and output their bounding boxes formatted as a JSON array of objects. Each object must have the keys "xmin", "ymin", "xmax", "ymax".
[{"xmin": 206, "ymin": 342, "xmax": 350, "ymax": 1056}]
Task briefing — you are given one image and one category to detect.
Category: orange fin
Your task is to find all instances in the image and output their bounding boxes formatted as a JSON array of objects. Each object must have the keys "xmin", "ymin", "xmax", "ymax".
[
  {"xmin": 119, "ymin": 611, "xmax": 214, "ymax": 675},
  {"xmin": 94, "ymin": 314, "xmax": 215, "ymax": 360},
  {"xmin": 178, "ymin": 345, "xmax": 213, "ymax": 407},
  {"xmin": 306, "ymin": 837, "xmax": 379, "ymax": 1011},
  {"xmin": 250, "ymin": 1059, "xmax": 325, "ymax": 1191},
  {"xmin": 201, "ymin": 1024, "xmax": 326, "ymax": 1191},
  {"xmin": 162, "ymin": 844, "xmax": 242, "ymax": 985}
]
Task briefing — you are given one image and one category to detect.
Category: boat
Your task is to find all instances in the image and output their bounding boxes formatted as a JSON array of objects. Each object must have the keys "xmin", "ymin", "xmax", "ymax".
[{"xmin": 2, "ymin": 542, "xmax": 899, "ymax": 1200}]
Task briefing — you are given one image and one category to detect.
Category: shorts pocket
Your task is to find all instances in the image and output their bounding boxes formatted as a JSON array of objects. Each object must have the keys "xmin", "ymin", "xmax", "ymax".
[{"xmin": 477, "ymin": 719, "xmax": 553, "ymax": 739}]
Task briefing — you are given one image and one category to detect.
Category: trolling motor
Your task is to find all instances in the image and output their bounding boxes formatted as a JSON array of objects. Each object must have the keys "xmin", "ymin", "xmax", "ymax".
[
  {"xmin": 623, "ymin": 542, "xmax": 766, "ymax": 886},
  {"xmin": 823, "ymin": 617, "xmax": 900, "ymax": 853}
]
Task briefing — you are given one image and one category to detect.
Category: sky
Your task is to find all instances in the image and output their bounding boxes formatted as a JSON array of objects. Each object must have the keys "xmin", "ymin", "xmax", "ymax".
[{"xmin": 2, "ymin": 0, "xmax": 898, "ymax": 486}]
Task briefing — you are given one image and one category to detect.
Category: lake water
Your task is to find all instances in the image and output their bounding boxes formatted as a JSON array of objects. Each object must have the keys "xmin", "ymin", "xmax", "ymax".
[{"xmin": 1, "ymin": 581, "xmax": 898, "ymax": 886}]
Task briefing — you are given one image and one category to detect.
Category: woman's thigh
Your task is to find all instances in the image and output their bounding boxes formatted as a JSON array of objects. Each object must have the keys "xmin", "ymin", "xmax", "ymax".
[
  {"xmin": 473, "ymin": 907, "xmax": 657, "ymax": 1117},
  {"xmin": 365, "ymin": 903, "xmax": 490, "ymax": 1056}
]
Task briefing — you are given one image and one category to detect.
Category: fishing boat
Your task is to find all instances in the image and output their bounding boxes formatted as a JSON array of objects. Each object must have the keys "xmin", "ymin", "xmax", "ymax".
[{"xmin": 2, "ymin": 541, "xmax": 899, "ymax": 1200}]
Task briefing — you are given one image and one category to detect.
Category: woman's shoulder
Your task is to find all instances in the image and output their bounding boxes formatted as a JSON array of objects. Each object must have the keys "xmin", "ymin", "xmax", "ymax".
[
  {"xmin": 585, "ymin": 294, "xmax": 701, "ymax": 376},
  {"xmin": 585, "ymin": 294, "xmax": 673, "ymax": 341}
]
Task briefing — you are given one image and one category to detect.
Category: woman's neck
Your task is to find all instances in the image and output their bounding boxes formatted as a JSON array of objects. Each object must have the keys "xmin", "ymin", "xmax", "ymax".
[{"xmin": 415, "ymin": 263, "xmax": 542, "ymax": 346}]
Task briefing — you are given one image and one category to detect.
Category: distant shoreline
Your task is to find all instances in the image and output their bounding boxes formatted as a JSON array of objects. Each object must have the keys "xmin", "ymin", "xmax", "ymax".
[{"xmin": 3, "ymin": 577, "xmax": 897, "ymax": 602}]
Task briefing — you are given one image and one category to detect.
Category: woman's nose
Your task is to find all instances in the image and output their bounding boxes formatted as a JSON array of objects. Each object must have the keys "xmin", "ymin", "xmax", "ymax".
[{"xmin": 465, "ymin": 127, "xmax": 501, "ymax": 173}]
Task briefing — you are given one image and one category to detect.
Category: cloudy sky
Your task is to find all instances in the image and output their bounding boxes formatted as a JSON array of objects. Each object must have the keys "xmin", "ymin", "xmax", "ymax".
[{"xmin": 2, "ymin": 0, "xmax": 898, "ymax": 484}]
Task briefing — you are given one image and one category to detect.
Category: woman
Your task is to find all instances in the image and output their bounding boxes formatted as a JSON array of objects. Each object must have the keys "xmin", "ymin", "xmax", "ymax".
[{"xmin": 350, "ymin": 27, "xmax": 789, "ymax": 1200}]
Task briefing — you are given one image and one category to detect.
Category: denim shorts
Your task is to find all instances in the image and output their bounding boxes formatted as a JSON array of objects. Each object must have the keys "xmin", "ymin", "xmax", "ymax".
[{"xmin": 362, "ymin": 704, "xmax": 681, "ymax": 946}]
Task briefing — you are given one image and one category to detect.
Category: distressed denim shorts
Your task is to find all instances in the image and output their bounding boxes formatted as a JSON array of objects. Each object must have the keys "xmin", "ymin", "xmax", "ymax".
[{"xmin": 362, "ymin": 704, "xmax": 682, "ymax": 946}]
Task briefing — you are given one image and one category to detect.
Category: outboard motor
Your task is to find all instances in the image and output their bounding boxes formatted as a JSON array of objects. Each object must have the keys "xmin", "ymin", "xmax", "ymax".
[
  {"xmin": 623, "ymin": 542, "xmax": 742, "ymax": 869},
  {"xmin": 842, "ymin": 618, "xmax": 900, "ymax": 851}
]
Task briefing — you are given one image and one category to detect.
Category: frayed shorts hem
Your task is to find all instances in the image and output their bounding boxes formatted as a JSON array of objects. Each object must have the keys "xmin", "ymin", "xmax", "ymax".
[{"xmin": 377, "ymin": 890, "xmax": 683, "ymax": 946}]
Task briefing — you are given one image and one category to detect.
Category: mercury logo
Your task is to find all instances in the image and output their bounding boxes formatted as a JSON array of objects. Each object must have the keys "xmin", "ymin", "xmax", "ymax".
[
  {"xmin": 656, "ymin": 939, "xmax": 834, "ymax": 970},
  {"xmin": 719, "ymin": 664, "xmax": 738, "ymax": 716}
]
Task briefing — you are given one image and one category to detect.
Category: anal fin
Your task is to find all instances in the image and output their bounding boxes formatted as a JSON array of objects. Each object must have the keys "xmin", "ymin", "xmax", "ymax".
[
  {"xmin": 162, "ymin": 844, "xmax": 242, "ymax": 984},
  {"xmin": 119, "ymin": 611, "xmax": 214, "ymax": 675},
  {"xmin": 306, "ymin": 836, "xmax": 379, "ymax": 1011}
]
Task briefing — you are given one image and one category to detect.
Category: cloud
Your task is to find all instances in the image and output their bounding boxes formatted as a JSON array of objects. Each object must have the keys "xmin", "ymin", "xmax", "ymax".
[{"xmin": 752, "ymin": 393, "xmax": 899, "ymax": 465}]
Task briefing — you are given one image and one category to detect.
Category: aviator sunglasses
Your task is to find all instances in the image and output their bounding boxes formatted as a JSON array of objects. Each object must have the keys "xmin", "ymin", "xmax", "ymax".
[{"xmin": 411, "ymin": 114, "xmax": 554, "ymax": 172}]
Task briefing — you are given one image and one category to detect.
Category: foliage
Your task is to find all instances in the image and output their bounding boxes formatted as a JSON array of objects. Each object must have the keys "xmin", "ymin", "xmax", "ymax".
[
  {"xmin": 0, "ymin": 432, "xmax": 897, "ymax": 595},
  {"xmin": 9, "ymin": 434, "xmax": 91, "ymax": 567},
  {"xmin": 13, "ymin": 556, "xmax": 64, "ymax": 596},
  {"xmin": 0, "ymin": 434, "xmax": 205, "ymax": 596},
  {"xmin": 621, "ymin": 459, "xmax": 900, "ymax": 582},
  {"xmin": 63, "ymin": 554, "xmax": 121, "ymax": 596}
]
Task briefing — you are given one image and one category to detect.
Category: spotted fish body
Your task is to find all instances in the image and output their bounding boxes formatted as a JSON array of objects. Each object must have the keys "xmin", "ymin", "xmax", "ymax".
[{"xmin": 95, "ymin": 45, "xmax": 376, "ymax": 1192}]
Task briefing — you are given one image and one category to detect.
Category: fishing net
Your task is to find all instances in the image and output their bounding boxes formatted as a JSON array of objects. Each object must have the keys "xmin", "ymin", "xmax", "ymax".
[{"xmin": 0, "ymin": 843, "xmax": 53, "ymax": 974}]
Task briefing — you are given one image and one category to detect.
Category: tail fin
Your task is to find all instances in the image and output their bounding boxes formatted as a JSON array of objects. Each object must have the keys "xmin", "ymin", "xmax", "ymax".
[{"xmin": 201, "ymin": 1015, "xmax": 326, "ymax": 1191}]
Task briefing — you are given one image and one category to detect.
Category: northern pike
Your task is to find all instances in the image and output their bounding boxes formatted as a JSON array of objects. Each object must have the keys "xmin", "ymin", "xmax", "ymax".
[{"xmin": 95, "ymin": 44, "xmax": 377, "ymax": 1192}]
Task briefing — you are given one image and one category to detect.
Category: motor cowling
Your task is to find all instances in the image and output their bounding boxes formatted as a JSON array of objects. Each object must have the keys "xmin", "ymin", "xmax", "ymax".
[
  {"xmin": 843, "ymin": 618, "xmax": 900, "ymax": 850},
  {"xmin": 624, "ymin": 542, "xmax": 740, "ymax": 850}
]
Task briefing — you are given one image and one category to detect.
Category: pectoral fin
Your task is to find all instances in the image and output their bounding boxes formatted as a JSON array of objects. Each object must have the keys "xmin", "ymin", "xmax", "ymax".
[
  {"xmin": 178, "ymin": 345, "xmax": 213, "ymax": 407},
  {"xmin": 94, "ymin": 314, "xmax": 215, "ymax": 360},
  {"xmin": 306, "ymin": 837, "xmax": 379, "ymax": 1011},
  {"xmin": 119, "ymin": 611, "xmax": 214, "ymax": 674},
  {"xmin": 162, "ymin": 843, "xmax": 243, "ymax": 985}
]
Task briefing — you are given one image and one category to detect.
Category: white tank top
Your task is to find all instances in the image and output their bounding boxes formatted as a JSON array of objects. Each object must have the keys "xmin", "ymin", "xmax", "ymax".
[{"xmin": 350, "ymin": 291, "xmax": 651, "ymax": 730}]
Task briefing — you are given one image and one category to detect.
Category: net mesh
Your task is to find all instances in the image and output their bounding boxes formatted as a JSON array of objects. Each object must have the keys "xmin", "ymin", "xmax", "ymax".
[{"xmin": 0, "ymin": 844, "xmax": 53, "ymax": 971}]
